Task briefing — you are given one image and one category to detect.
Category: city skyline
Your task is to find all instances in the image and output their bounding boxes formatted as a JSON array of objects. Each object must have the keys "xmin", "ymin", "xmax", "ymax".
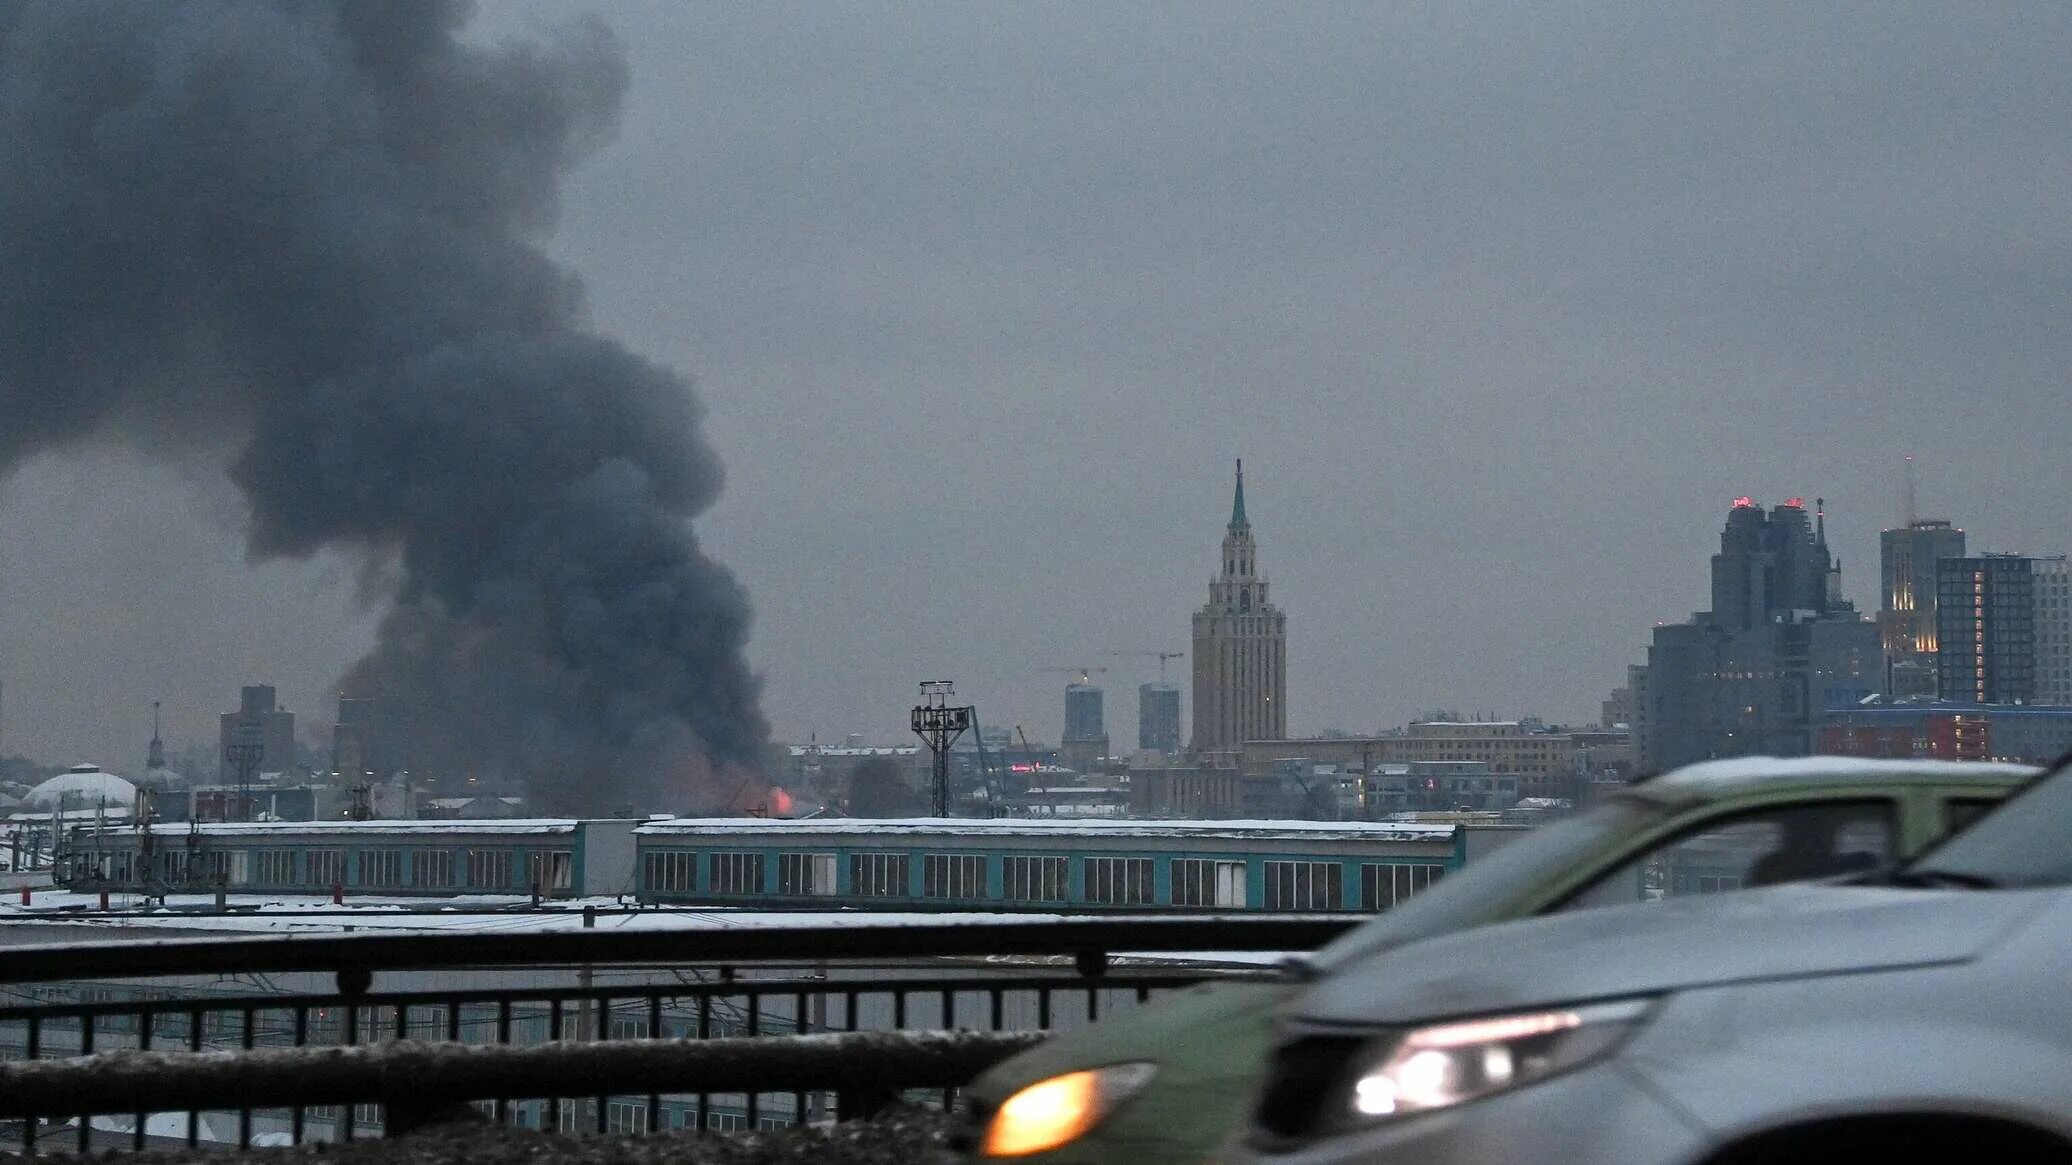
[
  {"xmin": 3, "ymin": 469, "xmax": 2055, "ymax": 772},
  {"xmin": 5, "ymin": 4, "xmax": 2072, "ymax": 769}
]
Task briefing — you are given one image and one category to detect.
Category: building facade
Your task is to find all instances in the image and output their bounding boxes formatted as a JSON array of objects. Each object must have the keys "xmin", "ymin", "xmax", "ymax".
[
  {"xmin": 1060, "ymin": 682, "xmax": 1109, "ymax": 775},
  {"xmin": 1643, "ymin": 498, "xmax": 1883, "ymax": 773},
  {"xmin": 1936, "ymin": 555, "xmax": 2036, "ymax": 704},
  {"xmin": 1819, "ymin": 700, "xmax": 2072, "ymax": 765},
  {"xmin": 217, "ymin": 685, "xmax": 297, "ymax": 781},
  {"xmin": 2034, "ymin": 557, "xmax": 2071, "ymax": 707},
  {"xmin": 1137, "ymin": 682, "xmax": 1182, "ymax": 753},
  {"xmin": 1878, "ymin": 519, "xmax": 1967, "ymax": 697},
  {"xmin": 1191, "ymin": 461, "xmax": 1287, "ymax": 757},
  {"xmin": 330, "ymin": 695, "xmax": 395, "ymax": 782}
]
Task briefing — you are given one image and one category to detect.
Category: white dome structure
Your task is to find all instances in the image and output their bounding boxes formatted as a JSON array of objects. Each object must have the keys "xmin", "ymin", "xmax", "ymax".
[{"xmin": 23, "ymin": 764, "xmax": 139, "ymax": 811}]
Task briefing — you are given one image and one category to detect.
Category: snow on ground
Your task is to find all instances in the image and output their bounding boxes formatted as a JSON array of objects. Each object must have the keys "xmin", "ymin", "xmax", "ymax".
[
  {"xmin": 0, "ymin": 894, "xmax": 1073, "ymax": 934},
  {"xmin": 0, "ymin": 895, "xmax": 1307, "ymax": 967}
]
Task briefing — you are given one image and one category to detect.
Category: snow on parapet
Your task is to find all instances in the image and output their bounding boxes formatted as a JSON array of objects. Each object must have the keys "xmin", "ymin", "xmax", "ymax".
[
  {"xmin": 128, "ymin": 819, "xmax": 586, "ymax": 837},
  {"xmin": 635, "ymin": 817, "xmax": 1457, "ymax": 843}
]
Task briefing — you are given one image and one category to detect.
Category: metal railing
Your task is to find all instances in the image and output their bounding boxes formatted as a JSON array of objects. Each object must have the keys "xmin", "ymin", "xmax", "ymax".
[{"xmin": 0, "ymin": 915, "xmax": 1343, "ymax": 1155}]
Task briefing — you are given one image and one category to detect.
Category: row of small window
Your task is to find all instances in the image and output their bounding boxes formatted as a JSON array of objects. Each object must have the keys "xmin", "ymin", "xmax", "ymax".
[
  {"xmin": 91, "ymin": 848, "xmax": 575, "ymax": 891},
  {"xmin": 643, "ymin": 850, "xmax": 1442, "ymax": 910},
  {"xmin": 644, "ymin": 851, "xmax": 998, "ymax": 898},
  {"xmin": 474, "ymin": 1097, "xmax": 797, "ymax": 1135},
  {"xmin": 603, "ymin": 1101, "xmax": 791, "ymax": 1134}
]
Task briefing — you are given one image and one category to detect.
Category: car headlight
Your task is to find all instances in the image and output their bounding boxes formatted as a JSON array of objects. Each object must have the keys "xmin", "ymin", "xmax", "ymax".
[
  {"xmin": 1341, "ymin": 998, "xmax": 1653, "ymax": 1125},
  {"xmin": 980, "ymin": 1062, "xmax": 1158, "ymax": 1157}
]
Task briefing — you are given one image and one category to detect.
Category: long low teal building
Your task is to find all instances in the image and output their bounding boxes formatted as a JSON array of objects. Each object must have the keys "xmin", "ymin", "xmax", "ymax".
[
  {"xmin": 631, "ymin": 817, "xmax": 1492, "ymax": 912},
  {"xmin": 63, "ymin": 819, "xmax": 639, "ymax": 899},
  {"xmin": 64, "ymin": 815, "xmax": 1520, "ymax": 912}
]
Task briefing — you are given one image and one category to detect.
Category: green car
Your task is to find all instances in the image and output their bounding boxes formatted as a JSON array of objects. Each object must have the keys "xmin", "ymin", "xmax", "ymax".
[{"xmin": 953, "ymin": 757, "xmax": 2034, "ymax": 1163}]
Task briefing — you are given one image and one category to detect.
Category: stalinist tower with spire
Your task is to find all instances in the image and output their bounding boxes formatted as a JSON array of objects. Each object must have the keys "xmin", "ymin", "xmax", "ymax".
[{"xmin": 1191, "ymin": 460, "xmax": 1287, "ymax": 759}]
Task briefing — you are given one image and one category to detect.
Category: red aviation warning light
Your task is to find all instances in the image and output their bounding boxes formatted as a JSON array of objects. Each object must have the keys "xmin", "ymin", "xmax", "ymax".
[{"xmin": 1732, "ymin": 496, "xmax": 1756, "ymax": 509}]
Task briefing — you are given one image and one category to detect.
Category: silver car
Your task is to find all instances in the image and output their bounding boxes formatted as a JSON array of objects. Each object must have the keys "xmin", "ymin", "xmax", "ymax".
[{"xmin": 1233, "ymin": 761, "xmax": 2072, "ymax": 1164}]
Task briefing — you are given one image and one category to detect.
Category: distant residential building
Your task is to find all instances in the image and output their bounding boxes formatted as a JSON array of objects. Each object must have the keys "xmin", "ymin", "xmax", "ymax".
[
  {"xmin": 1628, "ymin": 663, "xmax": 1655, "ymax": 773},
  {"xmin": 1364, "ymin": 761, "xmax": 1521, "ymax": 815},
  {"xmin": 1381, "ymin": 721, "xmax": 1575, "ymax": 795},
  {"xmin": 1600, "ymin": 683, "xmax": 1636, "ymax": 730},
  {"xmin": 1191, "ymin": 461, "xmax": 1287, "ymax": 757},
  {"xmin": 331, "ymin": 695, "xmax": 395, "ymax": 781},
  {"xmin": 2034, "ymin": 557, "xmax": 2072, "ymax": 707},
  {"xmin": 1061, "ymin": 682, "xmax": 1109, "ymax": 776},
  {"xmin": 1817, "ymin": 704, "xmax": 1990, "ymax": 762},
  {"xmin": 1130, "ymin": 765, "xmax": 1242, "ymax": 818},
  {"xmin": 1820, "ymin": 700, "xmax": 2072, "ymax": 765},
  {"xmin": 1006, "ymin": 785, "xmax": 1131, "ymax": 818},
  {"xmin": 1643, "ymin": 498, "xmax": 1883, "ymax": 771},
  {"xmin": 1879, "ymin": 519, "xmax": 1967, "ymax": 697},
  {"xmin": 1568, "ymin": 729, "xmax": 1635, "ymax": 781},
  {"xmin": 416, "ymin": 794, "xmax": 530, "ymax": 820},
  {"xmin": 1239, "ymin": 720, "xmax": 1617, "ymax": 805},
  {"xmin": 1980, "ymin": 704, "xmax": 2072, "ymax": 764},
  {"xmin": 1138, "ymin": 682, "xmax": 1182, "ymax": 753},
  {"xmin": 218, "ymin": 685, "xmax": 297, "ymax": 782},
  {"xmin": 787, "ymin": 744, "xmax": 925, "ymax": 800},
  {"xmin": 1936, "ymin": 555, "xmax": 2037, "ymax": 704}
]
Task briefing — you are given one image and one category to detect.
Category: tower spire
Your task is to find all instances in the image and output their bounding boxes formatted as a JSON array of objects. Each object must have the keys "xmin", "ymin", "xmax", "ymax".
[
  {"xmin": 1230, "ymin": 459, "xmax": 1247, "ymax": 529},
  {"xmin": 146, "ymin": 700, "xmax": 165, "ymax": 771},
  {"xmin": 1814, "ymin": 497, "xmax": 1828, "ymax": 547}
]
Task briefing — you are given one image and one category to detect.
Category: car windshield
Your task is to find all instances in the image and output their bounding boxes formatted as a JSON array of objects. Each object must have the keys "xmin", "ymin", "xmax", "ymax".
[
  {"xmin": 1305, "ymin": 796, "xmax": 1660, "ymax": 973},
  {"xmin": 1904, "ymin": 763, "xmax": 2072, "ymax": 888}
]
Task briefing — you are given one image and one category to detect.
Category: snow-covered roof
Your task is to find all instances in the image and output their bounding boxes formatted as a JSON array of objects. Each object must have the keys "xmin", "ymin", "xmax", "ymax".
[
  {"xmin": 8, "ymin": 806, "xmax": 132, "ymax": 822},
  {"xmin": 23, "ymin": 767, "xmax": 138, "ymax": 810},
  {"xmin": 789, "ymin": 746, "xmax": 919, "ymax": 757},
  {"xmin": 1645, "ymin": 755, "xmax": 2038, "ymax": 792},
  {"xmin": 638, "ymin": 816, "xmax": 1456, "ymax": 843},
  {"xmin": 122, "ymin": 818, "xmax": 585, "ymax": 837}
]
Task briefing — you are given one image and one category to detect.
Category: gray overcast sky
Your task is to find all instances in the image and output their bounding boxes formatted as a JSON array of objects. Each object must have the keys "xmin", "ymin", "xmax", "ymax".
[{"xmin": 4, "ymin": 1, "xmax": 2071, "ymax": 768}]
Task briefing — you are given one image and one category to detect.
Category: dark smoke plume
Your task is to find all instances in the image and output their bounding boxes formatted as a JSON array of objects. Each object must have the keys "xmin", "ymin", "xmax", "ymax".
[{"xmin": 0, "ymin": 1, "xmax": 769, "ymax": 812}]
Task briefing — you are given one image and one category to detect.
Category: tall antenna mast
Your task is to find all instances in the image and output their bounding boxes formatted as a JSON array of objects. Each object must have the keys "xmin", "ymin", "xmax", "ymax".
[{"xmin": 1902, "ymin": 454, "xmax": 1917, "ymax": 527}]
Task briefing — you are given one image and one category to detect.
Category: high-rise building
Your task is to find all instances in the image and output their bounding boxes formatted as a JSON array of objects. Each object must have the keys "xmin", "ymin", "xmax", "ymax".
[
  {"xmin": 1936, "ymin": 555, "xmax": 2037, "ymax": 704},
  {"xmin": 1878, "ymin": 519, "xmax": 1967, "ymax": 697},
  {"xmin": 2035, "ymin": 557, "xmax": 2071, "ymax": 707},
  {"xmin": 1628, "ymin": 663, "xmax": 1655, "ymax": 773},
  {"xmin": 1138, "ymin": 682, "xmax": 1182, "ymax": 753},
  {"xmin": 331, "ymin": 695, "xmax": 396, "ymax": 781},
  {"xmin": 1060, "ymin": 682, "xmax": 1108, "ymax": 774},
  {"xmin": 1643, "ymin": 498, "xmax": 1882, "ymax": 772},
  {"xmin": 218, "ymin": 684, "xmax": 297, "ymax": 781},
  {"xmin": 1191, "ymin": 461, "xmax": 1287, "ymax": 758}
]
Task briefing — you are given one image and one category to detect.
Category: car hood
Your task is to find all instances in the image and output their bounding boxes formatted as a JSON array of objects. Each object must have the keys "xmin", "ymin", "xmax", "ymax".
[
  {"xmin": 1292, "ymin": 883, "xmax": 2047, "ymax": 1027},
  {"xmin": 966, "ymin": 978, "xmax": 1293, "ymax": 1102}
]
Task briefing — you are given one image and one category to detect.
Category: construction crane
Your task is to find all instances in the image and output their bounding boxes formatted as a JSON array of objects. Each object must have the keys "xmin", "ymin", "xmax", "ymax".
[
  {"xmin": 1037, "ymin": 666, "xmax": 1109, "ymax": 684},
  {"xmin": 1105, "ymin": 650, "xmax": 1185, "ymax": 681},
  {"xmin": 1015, "ymin": 726, "xmax": 1042, "ymax": 776}
]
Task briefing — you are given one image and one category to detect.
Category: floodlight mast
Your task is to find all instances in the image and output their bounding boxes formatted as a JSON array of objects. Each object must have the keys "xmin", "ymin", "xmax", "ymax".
[{"xmin": 911, "ymin": 681, "xmax": 975, "ymax": 817}]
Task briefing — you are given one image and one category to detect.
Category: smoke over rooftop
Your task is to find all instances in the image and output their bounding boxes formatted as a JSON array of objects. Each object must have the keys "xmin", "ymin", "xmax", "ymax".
[{"xmin": 0, "ymin": 1, "xmax": 769, "ymax": 811}]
